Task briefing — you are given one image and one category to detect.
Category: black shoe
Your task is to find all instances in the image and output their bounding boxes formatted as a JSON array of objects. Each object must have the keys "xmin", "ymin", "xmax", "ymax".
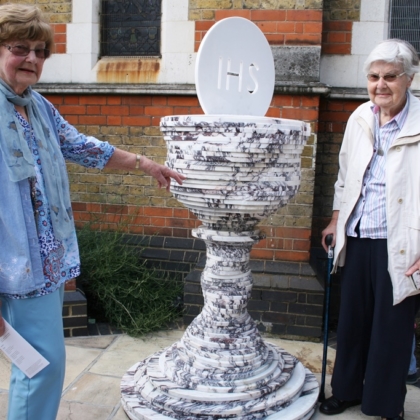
[
  {"xmin": 381, "ymin": 409, "xmax": 404, "ymax": 420},
  {"xmin": 319, "ymin": 395, "xmax": 361, "ymax": 415}
]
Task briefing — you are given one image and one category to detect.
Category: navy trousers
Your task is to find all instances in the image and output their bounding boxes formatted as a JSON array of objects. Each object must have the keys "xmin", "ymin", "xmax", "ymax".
[{"xmin": 331, "ymin": 237, "xmax": 420, "ymax": 417}]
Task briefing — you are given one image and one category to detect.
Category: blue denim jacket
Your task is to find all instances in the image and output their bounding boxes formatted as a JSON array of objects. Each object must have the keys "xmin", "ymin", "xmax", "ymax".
[
  {"xmin": 0, "ymin": 92, "xmax": 114, "ymax": 295},
  {"xmin": 0, "ymin": 168, "xmax": 44, "ymax": 294}
]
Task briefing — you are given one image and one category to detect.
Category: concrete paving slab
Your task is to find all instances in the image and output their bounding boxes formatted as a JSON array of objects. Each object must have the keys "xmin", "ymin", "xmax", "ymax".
[
  {"xmin": 65, "ymin": 335, "xmax": 117, "ymax": 350},
  {"xmin": 62, "ymin": 372, "xmax": 122, "ymax": 406},
  {"xmin": 113, "ymin": 405, "xmax": 131, "ymax": 419},
  {"xmin": 0, "ymin": 330, "xmax": 419, "ymax": 419},
  {"xmin": 64, "ymin": 345, "xmax": 102, "ymax": 390},
  {"xmin": 266, "ymin": 337, "xmax": 336, "ymax": 374},
  {"xmin": 57, "ymin": 400, "xmax": 116, "ymax": 420},
  {"xmin": 0, "ymin": 342, "xmax": 104, "ymax": 393},
  {"xmin": 0, "ymin": 393, "xmax": 7, "ymax": 420},
  {"xmin": 403, "ymin": 386, "xmax": 420, "ymax": 420},
  {"xmin": 90, "ymin": 330, "xmax": 184, "ymax": 377}
]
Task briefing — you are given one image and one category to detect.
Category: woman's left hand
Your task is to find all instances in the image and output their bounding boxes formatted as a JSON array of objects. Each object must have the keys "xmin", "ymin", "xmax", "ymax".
[
  {"xmin": 105, "ymin": 149, "xmax": 186, "ymax": 192},
  {"xmin": 140, "ymin": 156, "xmax": 186, "ymax": 192},
  {"xmin": 405, "ymin": 259, "xmax": 420, "ymax": 277}
]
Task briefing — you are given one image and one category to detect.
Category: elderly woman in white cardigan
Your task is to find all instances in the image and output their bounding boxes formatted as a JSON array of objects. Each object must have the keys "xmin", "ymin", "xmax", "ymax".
[{"xmin": 320, "ymin": 39, "xmax": 420, "ymax": 420}]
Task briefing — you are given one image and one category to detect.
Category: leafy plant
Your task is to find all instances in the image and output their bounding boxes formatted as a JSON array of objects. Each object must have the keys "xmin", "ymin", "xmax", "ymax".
[{"xmin": 76, "ymin": 223, "xmax": 183, "ymax": 336}]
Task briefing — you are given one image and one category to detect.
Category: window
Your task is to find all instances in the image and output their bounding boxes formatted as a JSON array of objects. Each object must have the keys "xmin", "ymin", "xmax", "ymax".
[
  {"xmin": 389, "ymin": 0, "xmax": 420, "ymax": 56},
  {"xmin": 100, "ymin": 0, "xmax": 161, "ymax": 57}
]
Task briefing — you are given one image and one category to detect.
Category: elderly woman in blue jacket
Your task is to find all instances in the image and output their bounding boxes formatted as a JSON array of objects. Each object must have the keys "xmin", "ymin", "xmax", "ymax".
[
  {"xmin": 320, "ymin": 39, "xmax": 420, "ymax": 420},
  {"xmin": 0, "ymin": 4, "xmax": 184, "ymax": 419}
]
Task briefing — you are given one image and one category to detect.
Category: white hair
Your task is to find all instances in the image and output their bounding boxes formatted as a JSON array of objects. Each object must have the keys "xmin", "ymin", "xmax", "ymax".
[{"xmin": 363, "ymin": 39, "xmax": 420, "ymax": 76}]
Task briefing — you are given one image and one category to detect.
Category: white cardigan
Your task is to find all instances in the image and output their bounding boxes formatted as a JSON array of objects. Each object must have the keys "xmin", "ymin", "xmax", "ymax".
[{"xmin": 332, "ymin": 91, "xmax": 420, "ymax": 304}]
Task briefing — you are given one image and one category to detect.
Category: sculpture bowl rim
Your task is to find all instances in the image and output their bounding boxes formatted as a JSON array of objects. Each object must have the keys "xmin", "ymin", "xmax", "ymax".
[{"xmin": 160, "ymin": 114, "xmax": 311, "ymax": 131}]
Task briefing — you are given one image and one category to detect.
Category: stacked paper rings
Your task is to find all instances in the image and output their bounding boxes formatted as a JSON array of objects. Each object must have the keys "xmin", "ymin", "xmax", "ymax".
[{"xmin": 161, "ymin": 114, "xmax": 311, "ymax": 232}]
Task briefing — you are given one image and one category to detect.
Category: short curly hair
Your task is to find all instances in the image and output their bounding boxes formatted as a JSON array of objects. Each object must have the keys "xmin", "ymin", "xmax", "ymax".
[{"xmin": 0, "ymin": 3, "xmax": 54, "ymax": 55}]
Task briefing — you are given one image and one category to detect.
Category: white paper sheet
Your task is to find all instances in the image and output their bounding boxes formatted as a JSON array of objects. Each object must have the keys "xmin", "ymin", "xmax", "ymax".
[
  {"xmin": 0, "ymin": 320, "xmax": 49, "ymax": 378},
  {"xmin": 411, "ymin": 271, "xmax": 420, "ymax": 289}
]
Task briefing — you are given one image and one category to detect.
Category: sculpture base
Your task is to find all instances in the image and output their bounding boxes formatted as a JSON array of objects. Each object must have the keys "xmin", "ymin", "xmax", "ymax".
[
  {"xmin": 120, "ymin": 228, "xmax": 319, "ymax": 419},
  {"xmin": 121, "ymin": 342, "xmax": 318, "ymax": 420}
]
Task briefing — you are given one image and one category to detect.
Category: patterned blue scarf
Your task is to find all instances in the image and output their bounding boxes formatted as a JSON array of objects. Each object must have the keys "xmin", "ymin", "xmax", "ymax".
[{"xmin": 0, "ymin": 79, "xmax": 73, "ymax": 239}]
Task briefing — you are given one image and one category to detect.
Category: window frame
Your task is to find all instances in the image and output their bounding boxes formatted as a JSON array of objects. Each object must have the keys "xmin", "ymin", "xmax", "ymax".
[
  {"xmin": 389, "ymin": 0, "xmax": 420, "ymax": 56},
  {"xmin": 100, "ymin": 0, "xmax": 162, "ymax": 58}
]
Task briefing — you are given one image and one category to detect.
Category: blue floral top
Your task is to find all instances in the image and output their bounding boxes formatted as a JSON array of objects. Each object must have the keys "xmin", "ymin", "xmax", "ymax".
[{"xmin": 1, "ymin": 101, "xmax": 115, "ymax": 299}]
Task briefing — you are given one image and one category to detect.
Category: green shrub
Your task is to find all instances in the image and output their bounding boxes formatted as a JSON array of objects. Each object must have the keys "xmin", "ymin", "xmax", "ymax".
[{"xmin": 76, "ymin": 224, "xmax": 183, "ymax": 336}]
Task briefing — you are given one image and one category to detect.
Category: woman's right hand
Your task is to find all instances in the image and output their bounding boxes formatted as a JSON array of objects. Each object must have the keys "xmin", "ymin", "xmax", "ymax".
[
  {"xmin": 321, "ymin": 211, "xmax": 339, "ymax": 252},
  {"xmin": 0, "ymin": 302, "xmax": 5, "ymax": 337}
]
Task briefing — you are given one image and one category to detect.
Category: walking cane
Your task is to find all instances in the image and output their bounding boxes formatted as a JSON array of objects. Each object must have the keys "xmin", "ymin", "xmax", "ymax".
[{"xmin": 319, "ymin": 233, "xmax": 334, "ymax": 402}]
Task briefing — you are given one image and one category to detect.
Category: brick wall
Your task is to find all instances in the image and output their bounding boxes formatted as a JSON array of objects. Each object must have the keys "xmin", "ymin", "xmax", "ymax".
[
  {"xmin": 193, "ymin": 8, "xmax": 322, "ymax": 52},
  {"xmin": 189, "ymin": 0, "xmax": 322, "ymax": 20},
  {"xmin": 310, "ymin": 95, "xmax": 367, "ymax": 334},
  {"xmin": 323, "ymin": 0, "xmax": 360, "ymax": 21},
  {"xmin": 322, "ymin": 0, "xmax": 360, "ymax": 55},
  {"xmin": 45, "ymin": 92, "xmax": 320, "ymax": 263},
  {"xmin": 38, "ymin": 1, "xmax": 72, "ymax": 23},
  {"xmin": 63, "ymin": 290, "xmax": 88, "ymax": 337},
  {"xmin": 51, "ymin": 23, "xmax": 67, "ymax": 54},
  {"xmin": 322, "ymin": 21, "xmax": 352, "ymax": 54},
  {"xmin": 311, "ymin": 97, "xmax": 363, "ymax": 245},
  {"xmin": 2, "ymin": 0, "xmax": 325, "ymax": 57},
  {"xmin": 0, "ymin": 0, "xmax": 72, "ymax": 22}
]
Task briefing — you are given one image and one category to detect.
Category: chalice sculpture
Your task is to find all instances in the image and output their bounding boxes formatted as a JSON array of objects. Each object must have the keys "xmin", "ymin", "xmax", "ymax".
[{"xmin": 121, "ymin": 17, "xmax": 319, "ymax": 419}]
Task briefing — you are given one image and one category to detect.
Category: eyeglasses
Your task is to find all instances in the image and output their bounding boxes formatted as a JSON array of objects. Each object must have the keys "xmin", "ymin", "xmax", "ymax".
[
  {"xmin": 366, "ymin": 72, "xmax": 406, "ymax": 83},
  {"xmin": 3, "ymin": 44, "xmax": 50, "ymax": 59}
]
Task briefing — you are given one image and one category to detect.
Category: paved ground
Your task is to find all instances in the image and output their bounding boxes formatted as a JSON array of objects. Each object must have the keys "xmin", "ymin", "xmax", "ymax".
[{"xmin": 0, "ymin": 328, "xmax": 419, "ymax": 420}]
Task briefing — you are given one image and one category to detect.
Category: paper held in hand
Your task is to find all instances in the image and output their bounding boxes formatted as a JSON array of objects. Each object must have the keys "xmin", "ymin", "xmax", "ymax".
[
  {"xmin": 0, "ymin": 320, "xmax": 49, "ymax": 378},
  {"xmin": 411, "ymin": 270, "xmax": 420, "ymax": 290}
]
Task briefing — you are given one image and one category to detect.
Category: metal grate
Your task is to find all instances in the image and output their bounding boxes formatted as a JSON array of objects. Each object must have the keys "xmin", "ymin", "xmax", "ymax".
[
  {"xmin": 389, "ymin": 0, "xmax": 420, "ymax": 56},
  {"xmin": 100, "ymin": 0, "xmax": 161, "ymax": 57}
]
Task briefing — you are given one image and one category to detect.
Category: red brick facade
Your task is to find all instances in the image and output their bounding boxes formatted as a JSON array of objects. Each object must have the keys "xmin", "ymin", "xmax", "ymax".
[
  {"xmin": 45, "ymin": 93, "xmax": 319, "ymax": 264},
  {"xmin": 321, "ymin": 21, "xmax": 352, "ymax": 55},
  {"xmin": 312, "ymin": 97, "xmax": 364, "ymax": 244},
  {"xmin": 51, "ymin": 23, "xmax": 67, "ymax": 54},
  {"xmin": 195, "ymin": 10, "xmax": 323, "ymax": 52}
]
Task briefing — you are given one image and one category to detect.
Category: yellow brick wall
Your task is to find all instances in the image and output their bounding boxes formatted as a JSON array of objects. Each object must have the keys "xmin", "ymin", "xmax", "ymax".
[
  {"xmin": 323, "ymin": 0, "xmax": 360, "ymax": 21},
  {"xmin": 189, "ymin": 0, "xmax": 323, "ymax": 20},
  {"xmin": 0, "ymin": 0, "xmax": 72, "ymax": 24}
]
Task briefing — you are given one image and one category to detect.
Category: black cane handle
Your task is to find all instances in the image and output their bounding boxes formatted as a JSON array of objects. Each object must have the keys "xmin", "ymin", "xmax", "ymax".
[{"xmin": 325, "ymin": 234, "xmax": 333, "ymax": 247}]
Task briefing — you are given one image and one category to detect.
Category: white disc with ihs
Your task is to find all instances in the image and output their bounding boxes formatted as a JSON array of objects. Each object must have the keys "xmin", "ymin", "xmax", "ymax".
[{"xmin": 195, "ymin": 17, "xmax": 275, "ymax": 116}]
